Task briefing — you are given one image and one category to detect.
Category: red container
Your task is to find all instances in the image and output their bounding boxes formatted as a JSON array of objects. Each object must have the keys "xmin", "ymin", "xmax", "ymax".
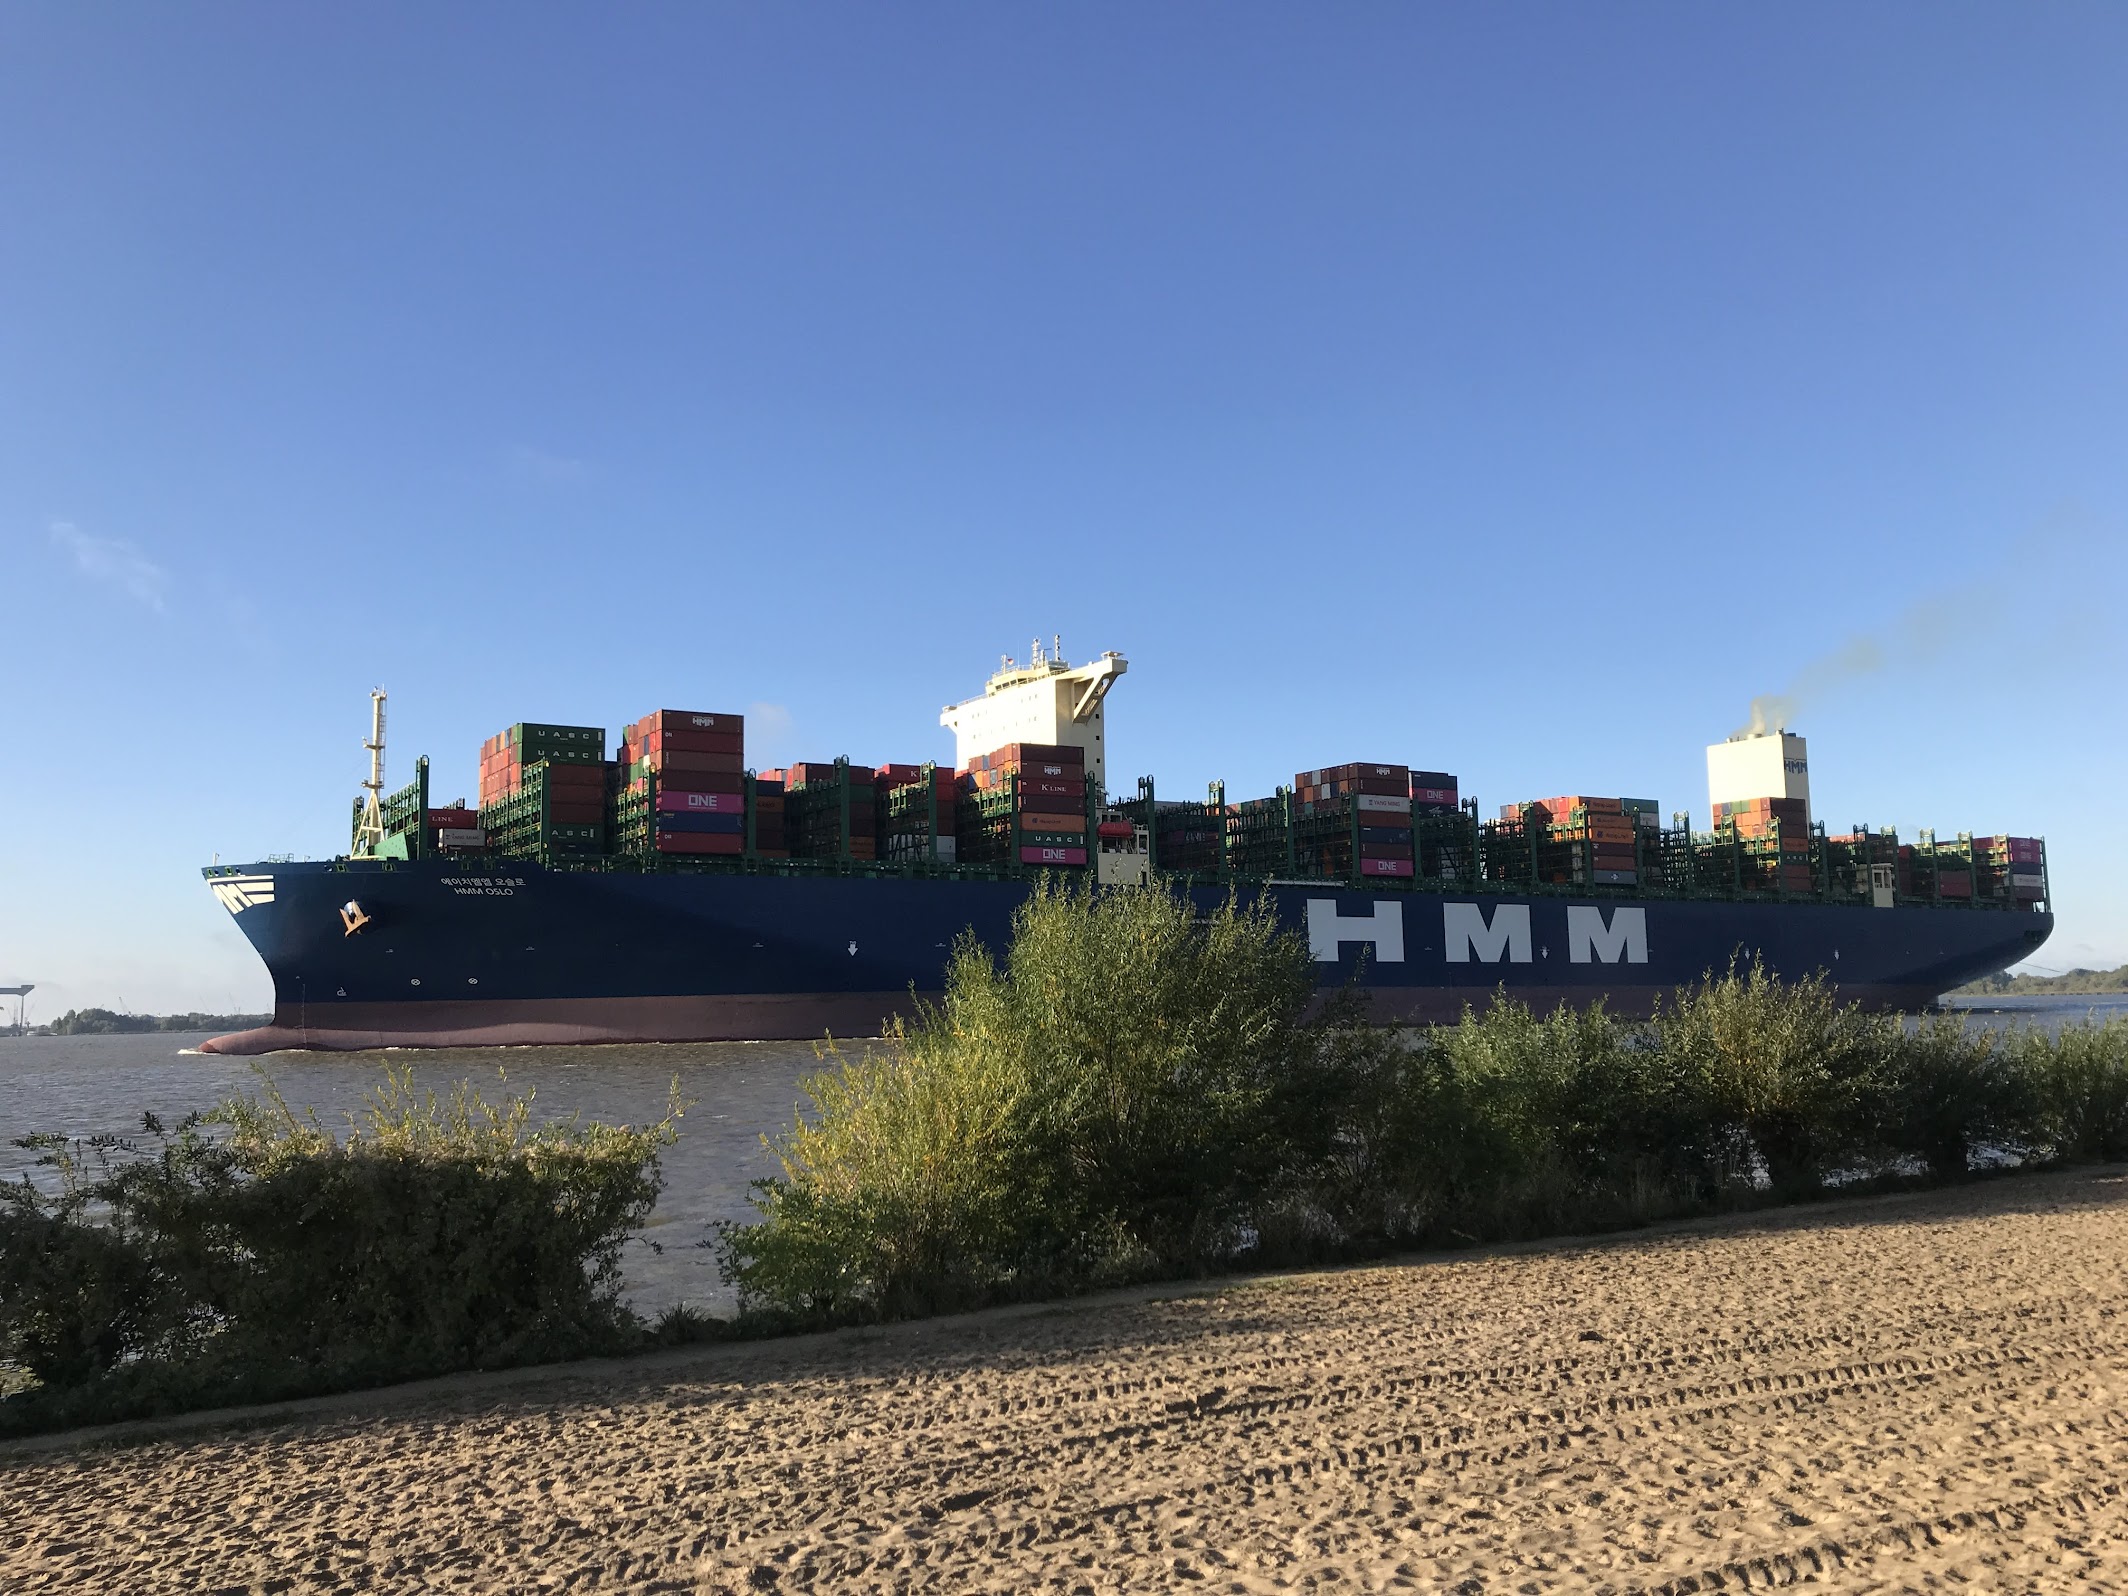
[
  {"xmin": 540, "ymin": 768, "xmax": 607, "ymax": 794},
  {"xmin": 754, "ymin": 793, "xmax": 786, "ymax": 814},
  {"xmin": 652, "ymin": 749, "xmax": 744, "ymax": 775},
  {"xmin": 640, "ymin": 728, "xmax": 744, "ymax": 757},
  {"xmin": 655, "ymin": 831, "xmax": 744, "ymax": 856},
  {"xmin": 647, "ymin": 769, "xmax": 744, "ymax": 795},
  {"xmin": 1020, "ymin": 844, "xmax": 1088, "ymax": 866},
  {"xmin": 1299, "ymin": 764, "xmax": 1410, "ymax": 786},
  {"xmin": 1299, "ymin": 773, "xmax": 1409, "ymax": 798},
  {"xmin": 992, "ymin": 743, "xmax": 1083, "ymax": 768},
  {"xmin": 1410, "ymin": 785, "xmax": 1457, "ymax": 807},
  {"xmin": 1019, "ymin": 777, "xmax": 1085, "ymax": 800},
  {"xmin": 785, "ymin": 762, "xmax": 877, "ymax": 787},
  {"xmin": 1980, "ymin": 835, "xmax": 2043, "ymax": 863},
  {"xmin": 548, "ymin": 800, "xmax": 604, "ymax": 824},
  {"xmin": 875, "ymin": 763, "xmax": 951, "ymax": 789},
  {"xmin": 638, "ymin": 710, "xmax": 744, "ymax": 738},
  {"xmin": 1360, "ymin": 856, "xmax": 1415, "ymax": 877},
  {"xmin": 655, "ymin": 790, "xmax": 743, "ymax": 814}
]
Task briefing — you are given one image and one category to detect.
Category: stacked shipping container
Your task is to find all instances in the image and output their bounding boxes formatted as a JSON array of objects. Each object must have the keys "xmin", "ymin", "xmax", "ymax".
[
  {"xmin": 479, "ymin": 724, "xmax": 608, "ymax": 860},
  {"xmin": 615, "ymin": 710, "xmax": 747, "ymax": 859},
  {"xmin": 1408, "ymin": 769, "xmax": 1459, "ymax": 815},
  {"xmin": 784, "ymin": 762, "xmax": 878, "ymax": 861},
  {"xmin": 1979, "ymin": 835, "xmax": 2047, "ymax": 903},
  {"xmin": 440, "ymin": 702, "xmax": 2044, "ymax": 909},
  {"xmin": 958, "ymin": 744, "xmax": 1089, "ymax": 868},
  {"xmin": 1228, "ymin": 792, "xmax": 1296, "ymax": 876},
  {"xmin": 1713, "ymin": 795, "xmax": 1813, "ymax": 893},
  {"xmin": 1293, "ymin": 763, "xmax": 1414, "ymax": 879},
  {"xmin": 429, "ymin": 803, "xmax": 486, "ymax": 854},
  {"xmin": 1486, "ymin": 795, "xmax": 1659, "ymax": 888},
  {"xmin": 877, "ymin": 764, "xmax": 956, "ymax": 865}
]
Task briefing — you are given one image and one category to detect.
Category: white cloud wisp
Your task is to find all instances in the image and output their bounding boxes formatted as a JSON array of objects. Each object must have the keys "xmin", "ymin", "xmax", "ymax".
[{"xmin": 50, "ymin": 521, "xmax": 169, "ymax": 612}]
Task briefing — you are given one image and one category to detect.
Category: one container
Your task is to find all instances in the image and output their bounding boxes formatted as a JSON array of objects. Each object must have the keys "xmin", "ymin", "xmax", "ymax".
[
  {"xmin": 1020, "ymin": 844, "xmax": 1088, "ymax": 866},
  {"xmin": 655, "ymin": 790, "xmax": 744, "ymax": 814}
]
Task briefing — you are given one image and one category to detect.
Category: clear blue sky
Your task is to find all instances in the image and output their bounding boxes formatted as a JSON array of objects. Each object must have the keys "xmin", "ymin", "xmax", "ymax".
[{"xmin": 3, "ymin": 5, "xmax": 2122, "ymax": 1015}]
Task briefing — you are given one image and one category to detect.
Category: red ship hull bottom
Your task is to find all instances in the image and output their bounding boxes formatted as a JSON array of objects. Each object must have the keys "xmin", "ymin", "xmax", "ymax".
[{"xmin": 197, "ymin": 982, "xmax": 1947, "ymax": 1055}]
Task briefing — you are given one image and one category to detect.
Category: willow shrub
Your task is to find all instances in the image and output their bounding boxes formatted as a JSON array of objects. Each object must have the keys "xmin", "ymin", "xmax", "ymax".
[
  {"xmin": 718, "ymin": 880, "xmax": 1361, "ymax": 1321},
  {"xmin": 1651, "ymin": 959, "xmax": 1893, "ymax": 1193},
  {"xmin": 1870, "ymin": 1011, "xmax": 2031, "ymax": 1178},
  {"xmin": 2011, "ymin": 1012, "xmax": 2128, "ymax": 1162},
  {"xmin": 726, "ymin": 896, "xmax": 2128, "ymax": 1327},
  {"xmin": 1, "ymin": 1066, "xmax": 677, "ymax": 1434}
]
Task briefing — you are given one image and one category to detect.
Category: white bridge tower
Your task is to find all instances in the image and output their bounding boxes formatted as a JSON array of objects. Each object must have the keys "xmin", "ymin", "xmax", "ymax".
[{"xmin": 940, "ymin": 638, "xmax": 1127, "ymax": 789}]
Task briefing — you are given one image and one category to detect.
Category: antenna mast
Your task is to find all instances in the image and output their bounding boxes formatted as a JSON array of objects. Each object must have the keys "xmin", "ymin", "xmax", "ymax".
[{"xmin": 353, "ymin": 689, "xmax": 388, "ymax": 856}]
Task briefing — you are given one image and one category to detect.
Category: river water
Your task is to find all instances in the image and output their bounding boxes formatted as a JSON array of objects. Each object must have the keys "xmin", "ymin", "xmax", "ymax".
[
  {"xmin": 3, "ymin": 994, "xmax": 2122, "ymax": 1315},
  {"xmin": 0, "ymin": 1034, "xmax": 845, "ymax": 1315}
]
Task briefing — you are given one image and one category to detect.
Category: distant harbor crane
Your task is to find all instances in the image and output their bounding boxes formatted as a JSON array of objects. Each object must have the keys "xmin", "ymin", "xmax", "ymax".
[{"xmin": 0, "ymin": 983, "xmax": 32, "ymax": 1032}]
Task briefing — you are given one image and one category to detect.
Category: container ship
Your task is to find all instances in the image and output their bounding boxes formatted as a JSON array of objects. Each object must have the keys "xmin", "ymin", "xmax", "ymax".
[{"xmin": 200, "ymin": 647, "xmax": 2052, "ymax": 1054}]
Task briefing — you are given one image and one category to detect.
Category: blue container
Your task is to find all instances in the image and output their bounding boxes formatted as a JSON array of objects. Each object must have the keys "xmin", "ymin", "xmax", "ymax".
[
  {"xmin": 1359, "ymin": 826, "xmax": 1415, "ymax": 844},
  {"xmin": 655, "ymin": 812, "xmax": 745, "ymax": 835}
]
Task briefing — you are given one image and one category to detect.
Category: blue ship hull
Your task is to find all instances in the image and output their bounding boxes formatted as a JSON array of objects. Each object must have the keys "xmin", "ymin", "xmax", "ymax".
[{"xmin": 198, "ymin": 859, "xmax": 2054, "ymax": 1053}]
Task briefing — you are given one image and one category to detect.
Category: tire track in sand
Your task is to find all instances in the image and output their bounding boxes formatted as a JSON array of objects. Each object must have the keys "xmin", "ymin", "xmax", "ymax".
[{"xmin": 5, "ymin": 1169, "xmax": 2127, "ymax": 1594}]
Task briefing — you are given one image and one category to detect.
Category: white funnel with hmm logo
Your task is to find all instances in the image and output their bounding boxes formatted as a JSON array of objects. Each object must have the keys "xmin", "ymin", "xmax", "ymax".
[{"xmin": 1707, "ymin": 731, "xmax": 1810, "ymax": 821}]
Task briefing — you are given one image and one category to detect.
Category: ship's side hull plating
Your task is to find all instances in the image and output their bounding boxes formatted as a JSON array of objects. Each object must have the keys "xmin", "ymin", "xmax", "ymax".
[{"xmin": 200, "ymin": 860, "xmax": 2054, "ymax": 1053}]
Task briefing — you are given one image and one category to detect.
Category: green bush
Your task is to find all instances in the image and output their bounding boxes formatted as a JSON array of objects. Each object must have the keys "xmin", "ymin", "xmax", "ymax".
[
  {"xmin": 1870, "ymin": 1011, "xmax": 2028, "ymax": 1178},
  {"xmin": 2011, "ymin": 1013, "xmax": 2128, "ymax": 1162},
  {"xmin": 718, "ymin": 880, "xmax": 1353, "ymax": 1320},
  {"xmin": 1652, "ymin": 959, "xmax": 1890, "ymax": 1193},
  {"xmin": 725, "ymin": 886, "xmax": 2128, "ymax": 1330},
  {"xmin": 0, "ymin": 1065, "xmax": 677, "ymax": 1434}
]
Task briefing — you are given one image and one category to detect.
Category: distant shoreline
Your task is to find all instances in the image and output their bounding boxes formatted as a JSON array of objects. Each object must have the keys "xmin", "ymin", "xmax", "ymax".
[
  {"xmin": 12, "ymin": 1008, "xmax": 272, "ymax": 1038},
  {"xmin": 1952, "ymin": 964, "xmax": 2128, "ymax": 997}
]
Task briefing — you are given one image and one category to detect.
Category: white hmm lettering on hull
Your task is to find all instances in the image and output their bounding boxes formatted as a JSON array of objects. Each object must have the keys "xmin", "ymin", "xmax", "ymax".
[
  {"xmin": 1567, "ymin": 905, "xmax": 1649, "ymax": 964},
  {"xmin": 1307, "ymin": 900, "xmax": 1406, "ymax": 963},
  {"xmin": 1309, "ymin": 899, "xmax": 1651, "ymax": 968},
  {"xmin": 1443, "ymin": 903, "xmax": 1533, "ymax": 964}
]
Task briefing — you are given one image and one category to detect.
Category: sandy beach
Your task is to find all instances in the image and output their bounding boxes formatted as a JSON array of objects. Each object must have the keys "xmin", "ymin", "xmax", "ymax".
[{"xmin": 5, "ymin": 1170, "xmax": 2126, "ymax": 1593}]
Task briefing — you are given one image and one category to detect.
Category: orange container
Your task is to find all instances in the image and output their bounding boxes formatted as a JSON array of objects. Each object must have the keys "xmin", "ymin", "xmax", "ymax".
[{"xmin": 1020, "ymin": 812, "xmax": 1087, "ymax": 835}]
